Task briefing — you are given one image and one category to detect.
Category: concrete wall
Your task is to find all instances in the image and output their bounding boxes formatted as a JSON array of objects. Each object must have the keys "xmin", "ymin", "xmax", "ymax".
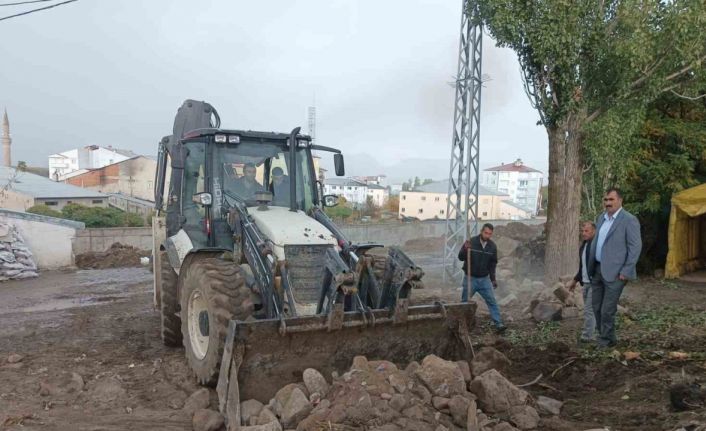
[
  {"xmin": 0, "ymin": 209, "xmax": 84, "ymax": 269},
  {"xmin": 73, "ymin": 227, "xmax": 153, "ymax": 254},
  {"xmin": 70, "ymin": 219, "xmax": 545, "ymax": 253}
]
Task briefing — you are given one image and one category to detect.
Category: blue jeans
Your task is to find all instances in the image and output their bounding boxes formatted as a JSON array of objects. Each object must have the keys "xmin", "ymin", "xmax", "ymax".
[{"xmin": 462, "ymin": 275, "xmax": 503, "ymax": 327}]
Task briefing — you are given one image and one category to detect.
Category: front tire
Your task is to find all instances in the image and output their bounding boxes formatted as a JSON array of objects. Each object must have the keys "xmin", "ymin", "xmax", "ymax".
[
  {"xmin": 180, "ymin": 257, "xmax": 252, "ymax": 386},
  {"xmin": 159, "ymin": 251, "xmax": 182, "ymax": 347}
]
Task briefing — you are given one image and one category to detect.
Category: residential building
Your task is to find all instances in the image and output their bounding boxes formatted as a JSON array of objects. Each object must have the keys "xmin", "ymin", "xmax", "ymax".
[
  {"xmin": 354, "ymin": 175, "xmax": 387, "ymax": 187},
  {"xmin": 63, "ymin": 156, "xmax": 157, "ymax": 202},
  {"xmin": 481, "ymin": 158, "xmax": 543, "ymax": 215},
  {"xmin": 48, "ymin": 145, "xmax": 137, "ymax": 181},
  {"xmin": 0, "ymin": 166, "xmax": 107, "ymax": 211},
  {"xmin": 398, "ymin": 180, "xmax": 533, "ymax": 221},
  {"xmin": 323, "ymin": 178, "xmax": 389, "ymax": 208}
]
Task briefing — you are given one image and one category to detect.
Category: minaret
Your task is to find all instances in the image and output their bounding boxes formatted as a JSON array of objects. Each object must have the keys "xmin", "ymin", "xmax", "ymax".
[{"xmin": 2, "ymin": 109, "xmax": 11, "ymax": 167}]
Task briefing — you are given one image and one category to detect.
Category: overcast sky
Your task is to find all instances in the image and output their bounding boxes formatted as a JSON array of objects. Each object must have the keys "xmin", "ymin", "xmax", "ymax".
[{"xmin": 0, "ymin": 0, "xmax": 548, "ymax": 180}]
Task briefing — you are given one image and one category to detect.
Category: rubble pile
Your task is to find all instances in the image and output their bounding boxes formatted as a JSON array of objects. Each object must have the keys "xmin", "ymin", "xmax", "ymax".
[
  {"xmin": 75, "ymin": 242, "xmax": 149, "ymax": 269},
  {"xmin": 197, "ymin": 350, "xmax": 561, "ymax": 431},
  {"xmin": 0, "ymin": 222, "xmax": 39, "ymax": 281}
]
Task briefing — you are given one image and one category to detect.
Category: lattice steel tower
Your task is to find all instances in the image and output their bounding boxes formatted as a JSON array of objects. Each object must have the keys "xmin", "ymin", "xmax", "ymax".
[{"xmin": 444, "ymin": 0, "xmax": 483, "ymax": 282}]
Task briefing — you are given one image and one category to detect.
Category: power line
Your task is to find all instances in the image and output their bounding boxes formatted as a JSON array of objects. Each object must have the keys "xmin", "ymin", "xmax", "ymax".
[
  {"xmin": 0, "ymin": 0, "xmax": 77, "ymax": 21},
  {"xmin": 0, "ymin": 0, "xmax": 56, "ymax": 7}
]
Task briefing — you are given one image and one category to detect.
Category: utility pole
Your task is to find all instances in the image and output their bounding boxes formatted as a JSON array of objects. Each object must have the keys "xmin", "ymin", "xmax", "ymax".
[{"xmin": 444, "ymin": 0, "xmax": 483, "ymax": 283}]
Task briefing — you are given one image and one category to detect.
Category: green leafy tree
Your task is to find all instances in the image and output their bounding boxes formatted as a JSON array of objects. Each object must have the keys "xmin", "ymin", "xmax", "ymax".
[
  {"xmin": 476, "ymin": 0, "xmax": 706, "ymax": 282},
  {"xmin": 27, "ymin": 205, "xmax": 62, "ymax": 218},
  {"xmin": 16, "ymin": 161, "xmax": 27, "ymax": 172},
  {"xmin": 61, "ymin": 203, "xmax": 145, "ymax": 228}
]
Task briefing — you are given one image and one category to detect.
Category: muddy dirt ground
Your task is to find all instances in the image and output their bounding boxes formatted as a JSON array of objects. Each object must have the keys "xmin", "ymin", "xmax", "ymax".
[{"xmin": 1, "ymin": 258, "xmax": 705, "ymax": 430}]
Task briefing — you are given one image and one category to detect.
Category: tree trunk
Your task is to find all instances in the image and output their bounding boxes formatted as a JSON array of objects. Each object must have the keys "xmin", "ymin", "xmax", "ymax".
[{"xmin": 544, "ymin": 113, "xmax": 584, "ymax": 285}]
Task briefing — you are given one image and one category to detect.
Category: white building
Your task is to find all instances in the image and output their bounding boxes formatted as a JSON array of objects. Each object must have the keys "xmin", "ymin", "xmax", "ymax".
[
  {"xmin": 481, "ymin": 158, "xmax": 543, "ymax": 215},
  {"xmin": 48, "ymin": 145, "xmax": 137, "ymax": 181},
  {"xmin": 323, "ymin": 178, "xmax": 389, "ymax": 208},
  {"xmin": 399, "ymin": 181, "xmax": 533, "ymax": 221}
]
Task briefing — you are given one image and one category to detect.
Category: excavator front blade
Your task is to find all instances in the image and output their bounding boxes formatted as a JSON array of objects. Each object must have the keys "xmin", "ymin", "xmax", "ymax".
[{"xmin": 216, "ymin": 301, "xmax": 477, "ymax": 430}]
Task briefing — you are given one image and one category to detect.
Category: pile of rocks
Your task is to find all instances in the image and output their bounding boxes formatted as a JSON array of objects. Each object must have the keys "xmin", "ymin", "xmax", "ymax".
[
  {"xmin": 195, "ymin": 348, "xmax": 564, "ymax": 431},
  {"xmin": 0, "ymin": 222, "xmax": 38, "ymax": 281}
]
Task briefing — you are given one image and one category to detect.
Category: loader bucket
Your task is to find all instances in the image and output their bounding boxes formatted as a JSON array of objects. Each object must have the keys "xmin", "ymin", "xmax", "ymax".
[{"xmin": 216, "ymin": 301, "xmax": 477, "ymax": 429}]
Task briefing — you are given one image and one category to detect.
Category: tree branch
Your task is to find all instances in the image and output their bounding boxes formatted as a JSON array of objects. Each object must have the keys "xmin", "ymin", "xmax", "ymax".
[
  {"xmin": 664, "ymin": 54, "xmax": 706, "ymax": 82},
  {"xmin": 669, "ymin": 89, "xmax": 706, "ymax": 101}
]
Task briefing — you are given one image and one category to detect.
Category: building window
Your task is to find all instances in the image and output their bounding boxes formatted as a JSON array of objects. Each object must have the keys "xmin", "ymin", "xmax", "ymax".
[
  {"xmin": 92, "ymin": 199, "xmax": 103, "ymax": 204},
  {"xmin": 440, "ymin": 210, "xmax": 445, "ymax": 215},
  {"xmin": 434, "ymin": 197, "xmax": 440, "ymax": 202},
  {"xmin": 418, "ymin": 208, "xmax": 423, "ymax": 214},
  {"xmin": 401, "ymin": 208, "xmax": 405, "ymax": 212},
  {"xmin": 482, "ymin": 212, "xmax": 488, "ymax": 216},
  {"xmin": 44, "ymin": 201, "xmax": 58, "ymax": 206},
  {"xmin": 519, "ymin": 180, "xmax": 528, "ymax": 186},
  {"xmin": 421, "ymin": 196, "xmax": 426, "ymax": 201},
  {"xmin": 347, "ymin": 187, "xmax": 352, "ymax": 190},
  {"xmin": 402, "ymin": 195, "xmax": 406, "ymax": 200}
]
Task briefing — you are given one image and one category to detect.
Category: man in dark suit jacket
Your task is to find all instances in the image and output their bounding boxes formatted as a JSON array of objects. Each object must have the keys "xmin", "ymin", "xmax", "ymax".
[
  {"xmin": 566, "ymin": 221, "xmax": 596, "ymax": 343},
  {"xmin": 588, "ymin": 188, "xmax": 642, "ymax": 348}
]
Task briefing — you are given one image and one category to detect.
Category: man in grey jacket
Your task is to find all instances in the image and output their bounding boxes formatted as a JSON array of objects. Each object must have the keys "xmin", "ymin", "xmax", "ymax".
[{"xmin": 588, "ymin": 188, "xmax": 642, "ymax": 348}]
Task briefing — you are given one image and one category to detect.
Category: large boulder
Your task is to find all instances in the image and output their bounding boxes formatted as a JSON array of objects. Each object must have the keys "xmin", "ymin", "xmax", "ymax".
[
  {"xmin": 471, "ymin": 347, "xmax": 512, "ymax": 376},
  {"xmin": 414, "ymin": 355, "xmax": 467, "ymax": 398},
  {"xmin": 241, "ymin": 399, "xmax": 264, "ymax": 424},
  {"xmin": 530, "ymin": 301, "xmax": 563, "ymax": 322},
  {"xmin": 495, "ymin": 237, "xmax": 520, "ymax": 259},
  {"xmin": 536, "ymin": 396, "xmax": 563, "ymax": 416},
  {"xmin": 508, "ymin": 405, "xmax": 540, "ymax": 430},
  {"xmin": 448, "ymin": 395, "xmax": 471, "ymax": 426},
  {"xmin": 302, "ymin": 368, "xmax": 329, "ymax": 397},
  {"xmin": 469, "ymin": 369, "xmax": 528, "ymax": 413},
  {"xmin": 467, "ymin": 399, "xmax": 480, "ymax": 431},
  {"xmin": 280, "ymin": 387, "xmax": 312, "ymax": 428},
  {"xmin": 192, "ymin": 409, "xmax": 225, "ymax": 431},
  {"xmin": 271, "ymin": 383, "xmax": 308, "ymax": 416},
  {"xmin": 184, "ymin": 388, "xmax": 211, "ymax": 416}
]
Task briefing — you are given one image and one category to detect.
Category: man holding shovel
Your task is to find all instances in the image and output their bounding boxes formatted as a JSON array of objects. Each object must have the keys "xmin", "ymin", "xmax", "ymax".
[
  {"xmin": 565, "ymin": 221, "xmax": 597, "ymax": 343},
  {"xmin": 458, "ymin": 223, "xmax": 506, "ymax": 333}
]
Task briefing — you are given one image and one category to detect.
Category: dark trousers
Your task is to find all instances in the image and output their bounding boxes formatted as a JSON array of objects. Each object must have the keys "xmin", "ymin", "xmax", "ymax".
[{"xmin": 591, "ymin": 263, "xmax": 626, "ymax": 346}]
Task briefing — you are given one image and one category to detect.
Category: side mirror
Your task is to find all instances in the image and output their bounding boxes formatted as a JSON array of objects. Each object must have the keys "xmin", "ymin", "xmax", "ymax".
[
  {"xmin": 192, "ymin": 192, "xmax": 212, "ymax": 206},
  {"xmin": 334, "ymin": 153, "xmax": 345, "ymax": 177},
  {"xmin": 322, "ymin": 194, "xmax": 339, "ymax": 207}
]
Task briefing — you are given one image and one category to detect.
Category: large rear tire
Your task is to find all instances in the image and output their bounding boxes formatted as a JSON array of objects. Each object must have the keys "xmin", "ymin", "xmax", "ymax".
[
  {"xmin": 159, "ymin": 251, "xmax": 182, "ymax": 347},
  {"xmin": 180, "ymin": 257, "xmax": 252, "ymax": 386}
]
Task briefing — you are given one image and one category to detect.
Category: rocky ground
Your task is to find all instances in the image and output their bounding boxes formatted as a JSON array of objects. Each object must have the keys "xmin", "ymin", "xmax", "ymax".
[{"xmin": 1, "ymin": 234, "xmax": 705, "ymax": 430}]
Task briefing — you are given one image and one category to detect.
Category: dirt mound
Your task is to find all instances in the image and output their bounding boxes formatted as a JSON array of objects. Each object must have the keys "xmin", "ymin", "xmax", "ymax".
[
  {"xmin": 403, "ymin": 235, "xmax": 445, "ymax": 252},
  {"xmin": 494, "ymin": 222, "xmax": 544, "ymax": 242},
  {"xmin": 75, "ymin": 243, "xmax": 149, "ymax": 269}
]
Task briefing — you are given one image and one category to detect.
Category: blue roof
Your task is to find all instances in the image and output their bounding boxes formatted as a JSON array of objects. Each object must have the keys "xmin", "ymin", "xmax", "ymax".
[{"xmin": 0, "ymin": 166, "xmax": 106, "ymax": 199}]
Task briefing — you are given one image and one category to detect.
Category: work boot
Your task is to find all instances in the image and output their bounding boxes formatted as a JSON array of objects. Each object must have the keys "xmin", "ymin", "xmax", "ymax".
[{"xmin": 495, "ymin": 325, "xmax": 507, "ymax": 334}]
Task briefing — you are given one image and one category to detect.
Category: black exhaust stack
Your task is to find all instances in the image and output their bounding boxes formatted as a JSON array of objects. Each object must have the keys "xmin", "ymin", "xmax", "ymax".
[{"xmin": 289, "ymin": 127, "xmax": 301, "ymax": 212}]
